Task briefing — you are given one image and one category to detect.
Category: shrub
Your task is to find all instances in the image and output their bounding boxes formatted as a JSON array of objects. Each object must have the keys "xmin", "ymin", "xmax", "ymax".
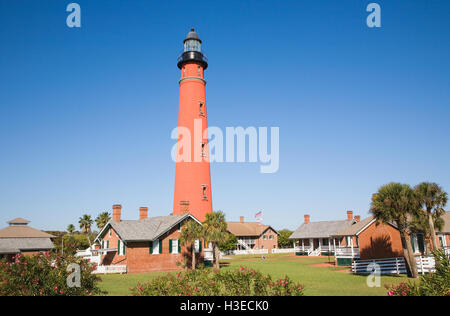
[
  {"xmin": 0, "ymin": 252, "xmax": 105, "ymax": 296},
  {"xmin": 131, "ymin": 266, "xmax": 304, "ymax": 296},
  {"xmin": 387, "ymin": 250, "xmax": 450, "ymax": 296}
]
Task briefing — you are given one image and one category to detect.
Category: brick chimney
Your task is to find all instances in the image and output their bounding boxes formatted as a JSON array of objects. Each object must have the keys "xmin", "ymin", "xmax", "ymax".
[
  {"xmin": 240, "ymin": 216, "xmax": 244, "ymax": 223},
  {"xmin": 354, "ymin": 215, "xmax": 361, "ymax": 222},
  {"xmin": 304, "ymin": 215, "xmax": 310, "ymax": 224},
  {"xmin": 347, "ymin": 210, "xmax": 353, "ymax": 221},
  {"xmin": 139, "ymin": 207, "xmax": 148, "ymax": 220},
  {"xmin": 180, "ymin": 201, "xmax": 189, "ymax": 213},
  {"xmin": 113, "ymin": 205, "xmax": 122, "ymax": 222}
]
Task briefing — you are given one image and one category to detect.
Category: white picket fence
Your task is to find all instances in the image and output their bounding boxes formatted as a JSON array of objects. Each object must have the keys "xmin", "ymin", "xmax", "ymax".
[
  {"xmin": 352, "ymin": 256, "xmax": 435, "ymax": 275},
  {"xmin": 272, "ymin": 248, "xmax": 296, "ymax": 254},
  {"xmin": 222, "ymin": 249, "xmax": 269, "ymax": 256},
  {"xmin": 93, "ymin": 265, "xmax": 127, "ymax": 274}
]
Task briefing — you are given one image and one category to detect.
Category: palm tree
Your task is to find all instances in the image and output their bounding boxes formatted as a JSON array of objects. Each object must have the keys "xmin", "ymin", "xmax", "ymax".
[
  {"xmin": 79, "ymin": 215, "xmax": 93, "ymax": 234},
  {"xmin": 179, "ymin": 219, "xmax": 203, "ymax": 270},
  {"xmin": 414, "ymin": 182, "xmax": 448, "ymax": 251},
  {"xmin": 202, "ymin": 211, "xmax": 228, "ymax": 270},
  {"xmin": 370, "ymin": 183, "xmax": 421, "ymax": 278},
  {"xmin": 67, "ymin": 224, "xmax": 75, "ymax": 234},
  {"xmin": 95, "ymin": 212, "xmax": 111, "ymax": 231}
]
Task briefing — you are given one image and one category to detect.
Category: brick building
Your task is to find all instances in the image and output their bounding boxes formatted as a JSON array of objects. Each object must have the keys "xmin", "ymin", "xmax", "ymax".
[
  {"xmin": 94, "ymin": 205, "xmax": 204, "ymax": 274},
  {"xmin": 0, "ymin": 218, "xmax": 54, "ymax": 261},
  {"xmin": 226, "ymin": 217, "xmax": 279, "ymax": 253},
  {"xmin": 290, "ymin": 211, "xmax": 450, "ymax": 265}
]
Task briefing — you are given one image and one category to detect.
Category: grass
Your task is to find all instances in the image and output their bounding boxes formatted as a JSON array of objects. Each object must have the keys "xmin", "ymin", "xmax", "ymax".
[{"xmin": 99, "ymin": 254, "xmax": 414, "ymax": 296}]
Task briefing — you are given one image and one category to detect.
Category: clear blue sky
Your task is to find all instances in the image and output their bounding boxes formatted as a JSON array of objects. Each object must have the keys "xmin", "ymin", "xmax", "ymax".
[{"xmin": 0, "ymin": 0, "xmax": 449, "ymax": 232}]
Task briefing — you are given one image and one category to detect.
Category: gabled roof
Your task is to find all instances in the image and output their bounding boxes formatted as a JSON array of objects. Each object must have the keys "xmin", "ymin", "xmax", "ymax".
[
  {"xmin": 95, "ymin": 213, "xmax": 199, "ymax": 243},
  {"xmin": 289, "ymin": 220, "xmax": 355, "ymax": 239},
  {"xmin": 226, "ymin": 222, "xmax": 278, "ymax": 237},
  {"xmin": 332, "ymin": 216, "xmax": 376, "ymax": 236},
  {"xmin": 0, "ymin": 225, "xmax": 55, "ymax": 238}
]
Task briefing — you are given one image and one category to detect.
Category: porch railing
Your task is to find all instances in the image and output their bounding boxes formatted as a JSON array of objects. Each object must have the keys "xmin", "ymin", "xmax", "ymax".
[
  {"xmin": 335, "ymin": 247, "xmax": 360, "ymax": 259},
  {"xmin": 93, "ymin": 265, "xmax": 127, "ymax": 274}
]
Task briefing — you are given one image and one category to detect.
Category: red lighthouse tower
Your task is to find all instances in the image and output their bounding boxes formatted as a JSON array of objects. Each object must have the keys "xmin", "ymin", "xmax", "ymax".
[{"xmin": 173, "ymin": 29, "xmax": 212, "ymax": 222}]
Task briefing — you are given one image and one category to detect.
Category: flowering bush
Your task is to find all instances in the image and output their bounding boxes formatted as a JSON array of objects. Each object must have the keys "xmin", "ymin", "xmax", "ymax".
[
  {"xmin": 0, "ymin": 252, "xmax": 105, "ymax": 296},
  {"xmin": 131, "ymin": 266, "xmax": 304, "ymax": 296},
  {"xmin": 387, "ymin": 250, "xmax": 450, "ymax": 296}
]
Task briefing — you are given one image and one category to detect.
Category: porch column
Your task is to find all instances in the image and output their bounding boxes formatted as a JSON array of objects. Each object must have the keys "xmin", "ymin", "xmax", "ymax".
[
  {"xmin": 302, "ymin": 239, "xmax": 304, "ymax": 252},
  {"xmin": 350, "ymin": 236, "xmax": 354, "ymax": 258}
]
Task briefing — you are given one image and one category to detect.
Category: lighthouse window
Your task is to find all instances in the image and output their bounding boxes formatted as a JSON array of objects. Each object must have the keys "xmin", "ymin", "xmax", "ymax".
[
  {"xmin": 201, "ymin": 185, "xmax": 208, "ymax": 200},
  {"xmin": 197, "ymin": 66, "xmax": 201, "ymax": 76},
  {"xmin": 201, "ymin": 142, "xmax": 207, "ymax": 157},
  {"xmin": 199, "ymin": 102, "xmax": 205, "ymax": 116}
]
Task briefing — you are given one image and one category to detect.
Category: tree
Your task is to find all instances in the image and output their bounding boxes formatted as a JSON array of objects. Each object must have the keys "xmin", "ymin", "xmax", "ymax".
[
  {"xmin": 95, "ymin": 212, "xmax": 111, "ymax": 231},
  {"xmin": 278, "ymin": 229, "xmax": 293, "ymax": 248},
  {"xmin": 67, "ymin": 224, "xmax": 75, "ymax": 234},
  {"xmin": 370, "ymin": 183, "xmax": 421, "ymax": 278},
  {"xmin": 202, "ymin": 211, "xmax": 228, "ymax": 270},
  {"xmin": 179, "ymin": 219, "xmax": 203, "ymax": 270},
  {"xmin": 79, "ymin": 215, "xmax": 93, "ymax": 234},
  {"xmin": 414, "ymin": 182, "xmax": 448, "ymax": 251},
  {"xmin": 219, "ymin": 233, "xmax": 238, "ymax": 253},
  {"xmin": 79, "ymin": 215, "xmax": 94, "ymax": 246}
]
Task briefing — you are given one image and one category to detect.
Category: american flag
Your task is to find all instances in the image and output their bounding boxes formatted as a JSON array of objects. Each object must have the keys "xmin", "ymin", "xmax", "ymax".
[{"xmin": 255, "ymin": 211, "xmax": 262, "ymax": 218}]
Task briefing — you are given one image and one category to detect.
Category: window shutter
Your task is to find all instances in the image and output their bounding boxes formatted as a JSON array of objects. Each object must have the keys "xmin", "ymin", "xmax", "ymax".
[
  {"xmin": 123, "ymin": 242, "xmax": 126, "ymax": 255},
  {"xmin": 107, "ymin": 240, "xmax": 109, "ymax": 249},
  {"xmin": 169, "ymin": 239, "xmax": 172, "ymax": 253},
  {"xmin": 117, "ymin": 241, "xmax": 120, "ymax": 255},
  {"xmin": 178, "ymin": 240, "xmax": 181, "ymax": 253},
  {"xmin": 199, "ymin": 240, "xmax": 202, "ymax": 253},
  {"xmin": 159, "ymin": 240, "xmax": 163, "ymax": 254},
  {"xmin": 149, "ymin": 241, "xmax": 153, "ymax": 254}
]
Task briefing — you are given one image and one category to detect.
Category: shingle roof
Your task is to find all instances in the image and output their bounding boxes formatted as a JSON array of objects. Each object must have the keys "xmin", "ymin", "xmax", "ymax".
[
  {"xmin": 0, "ymin": 238, "xmax": 54, "ymax": 253},
  {"xmin": 98, "ymin": 213, "xmax": 195, "ymax": 242},
  {"xmin": 0, "ymin": 225, "xmax": 55, "ymax": 238},
  {"xmin": 226, "ymin": 222, "xmax": 277, "ymax": 237},
  {"xmin": 332, "ymin": 216, "xmax": 375, "ymax": 236},
  {"xmin": 438, "ymin": 212, "xmax": 450, "ymax": 233},
  {"xmin": 289, "ymin": 220, "xmax": 355, "ymax": 239}
]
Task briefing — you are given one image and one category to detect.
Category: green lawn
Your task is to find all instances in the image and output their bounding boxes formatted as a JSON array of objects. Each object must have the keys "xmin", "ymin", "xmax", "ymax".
[{"xmin": 99, "ymin": 254, "xmax": 413, "ymax": 296}]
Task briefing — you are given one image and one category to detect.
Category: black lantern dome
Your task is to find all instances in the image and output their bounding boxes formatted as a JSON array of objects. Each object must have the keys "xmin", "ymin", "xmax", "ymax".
[{"xmin": 177, "ymin": 28, "xmax": 208, "ymax": 70}]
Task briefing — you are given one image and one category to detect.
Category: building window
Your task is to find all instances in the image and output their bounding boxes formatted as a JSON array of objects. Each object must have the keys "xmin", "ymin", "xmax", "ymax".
[
  {"xmin": 150, "ymin": 240, "xmax": 160, "ymax": 254},
  {"xmin": 199, "ymin": 102, "xmax": 205, "ymax": 116},
  {"xmin": 201, "ymin": 142, "xmax": 207, "ymax": 158},
  {"xmin": 273, "ymin": 245, "xmax": 276, "ymax": 249},
  {"xmin": 109, "ymin": 229, "xmax": 111, "ymax": 237},
  {"xmin": 263, "ymin": 235, "xmax": 267, "ymax": 240},
  {"xmin": 202, "ymin": 185, "xmax": 208, "ymax": 200},
  {"xmin": 269, "ymin": 235, "xmax": 274, "ymax": 240},
  {"xmin": 438, "ymin": 234, "xmax": 447, "ymax": 248},
  {"xmin": 411, "ymin": 234, "xmax": 425, "ymax": 254},
  {"xmin": 170, "ymin": 239, "xmax": 179, "ymax": 254},
  {"xmin": 178, "ymin": 223, "xmax": 181, "ymax": 232},
  {"xmin": 194, "ymin": 240, "xmax": 202, "ymax": 253},
  {"xmin": 118, "ymin": 240, "xmax": 126, "ymax": 256}
]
